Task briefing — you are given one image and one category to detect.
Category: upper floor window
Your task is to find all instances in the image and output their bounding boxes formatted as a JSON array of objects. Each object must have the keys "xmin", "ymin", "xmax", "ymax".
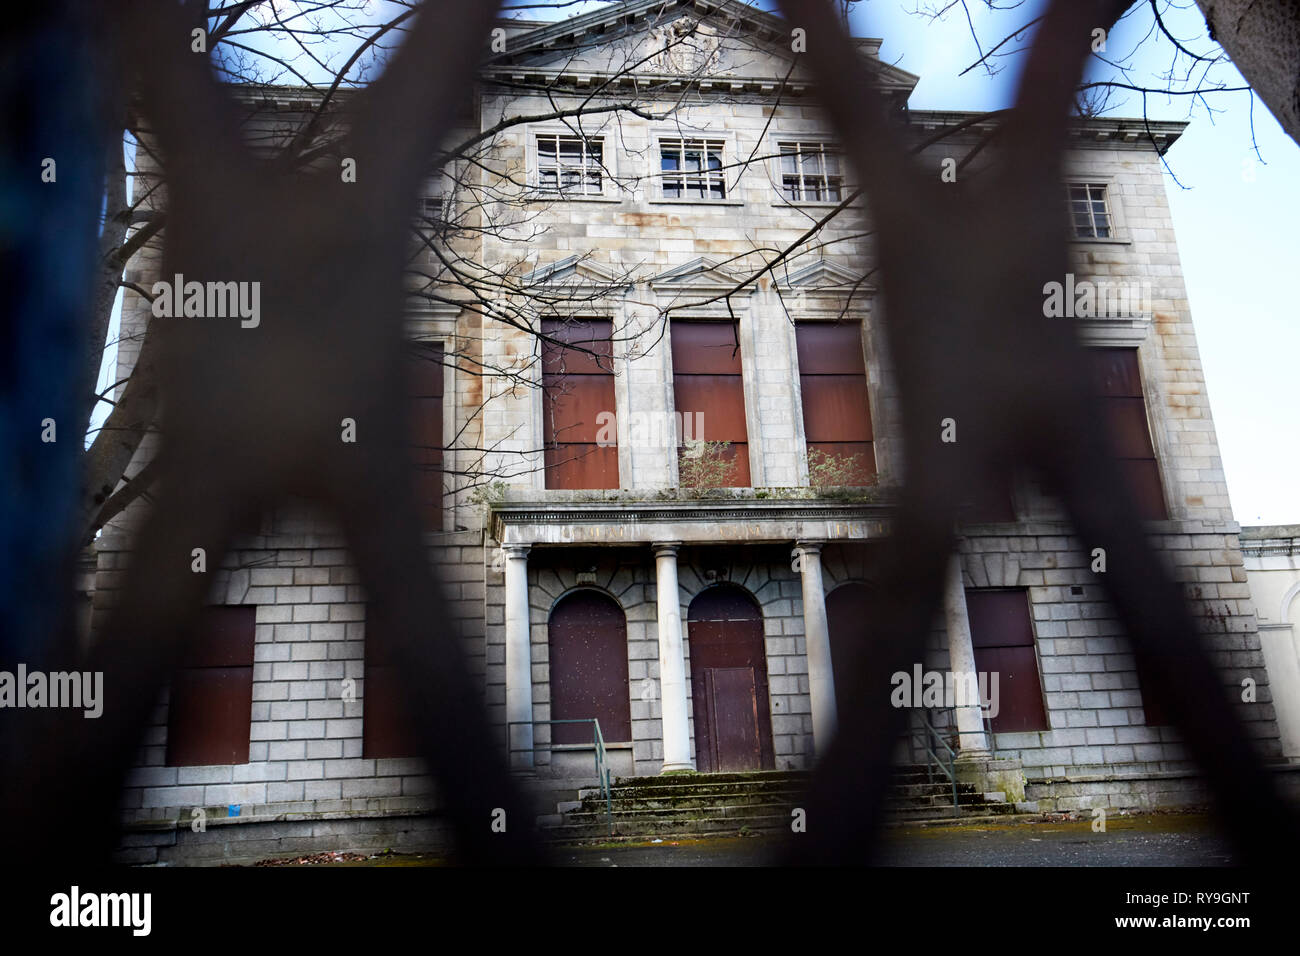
[
  {"xmin": 406, "ymin": 342, "xmax": 445, "ymax": 531},
  {"xmin": 542, "ymin": 318, "xmax": 619, "ymax": 490},
  {"xmin": 671, "ymin": 320, "xmax": 750, "ymax": 486},
  {"xmin": 1088, "ymin": 347, "xmax": 1167, "ymax": 520},
  {"xmin": 779, "ymin": 142, "xmax": 843, "ymax": 202},
  {"xmin": 794, "ymin": 322, "xmax": 874, "ymax": 485},
  {"xmin": 1067, "ymin": 183, "xmax": 1111, "ymax": 238},
  {"xmin": 537, "ymin": 134, "xmax": 604, "ymax": 196},
  {"xmin": 660, "ymin": 138, "xmax": 726, "ymax": 200}
]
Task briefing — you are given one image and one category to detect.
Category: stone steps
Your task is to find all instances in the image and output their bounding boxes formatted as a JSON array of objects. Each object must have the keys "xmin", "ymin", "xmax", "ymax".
[{"xmin": 537, "ymin": 763, "xmax": 1019, "ymax": 844}]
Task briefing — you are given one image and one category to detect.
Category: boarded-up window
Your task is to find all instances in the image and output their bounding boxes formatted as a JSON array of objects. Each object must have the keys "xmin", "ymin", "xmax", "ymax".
[
  {"xmin": 362, "ymin": 605, "xmax": 423, "ymax": 759},
  {"xmin": 1135, "ymin": 653, "xmax": 1172, "ymax": 726},
  {"xmin": 408, "ymin": 343, "xmax": 444, "ymax": 531},
  {"xmin": 166, "ymin": 606, "xmax": 255, "ymax": 766},
  {"xmin": 672, "ymin": 320, "xmax": 750, "ymax": 486},
  {"xmin": 965, "ymin": 589, "xmax": 1048, "ymax": 733},
  {"xmin": 542, "ymin": 319, "xmax": 618, "ymax": 489},
  {"xmin": 1089, "ymin": 348, "xmax": 1167, "ymax": 520},
  {"xmin": 795, "ymin": 322, "xmax": 875, "ymax": 485},
  {"xmin": 548, "ymin": 590, "xmax": 631, "ymax": 744}
]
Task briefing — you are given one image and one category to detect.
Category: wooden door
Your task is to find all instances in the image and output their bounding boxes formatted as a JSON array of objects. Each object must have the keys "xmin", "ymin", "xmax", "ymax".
[
  {"xmin": 705, "ymin": 667, "xmax": 761, "ymax": 771},
  {"xmin": 687, "ymin": 586, "xmax": 773, "ymax": 772}
]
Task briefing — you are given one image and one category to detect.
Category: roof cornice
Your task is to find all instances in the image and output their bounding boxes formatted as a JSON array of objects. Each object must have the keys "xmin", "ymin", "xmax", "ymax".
[{"xmin": 908, "ymin": 109, "xmax": 1189, "ymax": 152}]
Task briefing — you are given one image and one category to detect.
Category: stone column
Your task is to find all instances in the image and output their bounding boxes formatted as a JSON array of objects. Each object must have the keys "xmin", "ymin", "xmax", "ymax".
[
  {"xmin": 795, "ymin": 541, "xmax": 837, "ymax": 756},
  {"xmin": 503, "ymin": 544, "xmax": 534, "ymax": 769},
  {"xmin": 653, "ymin": 542, "xmax": 694, "ymax": 772},
  {"xmin": 943, "ymin": 549, "xmax": 990, "ymax": 757}
]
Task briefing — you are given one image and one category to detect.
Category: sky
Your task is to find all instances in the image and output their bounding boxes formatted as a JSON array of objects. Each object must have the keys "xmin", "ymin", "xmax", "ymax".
[{"xmin": 95, "ymin": 0, "xmax": 1298, "ymax": 525}]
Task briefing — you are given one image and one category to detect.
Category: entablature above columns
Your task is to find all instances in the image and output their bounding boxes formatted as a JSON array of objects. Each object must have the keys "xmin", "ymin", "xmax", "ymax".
[{"xmin": 490, "ymin": 498, "xmax": 891, "ymax": 547}]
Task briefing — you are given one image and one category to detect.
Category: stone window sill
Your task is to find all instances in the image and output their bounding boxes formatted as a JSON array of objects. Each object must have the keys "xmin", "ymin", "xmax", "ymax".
[
  {"xmin": 646, "ymin": 198, "xmax": 745, "ymax": 206},
  {"xmin": 524, "ymin": 192, "xmax": 625, "ymax": 203}
]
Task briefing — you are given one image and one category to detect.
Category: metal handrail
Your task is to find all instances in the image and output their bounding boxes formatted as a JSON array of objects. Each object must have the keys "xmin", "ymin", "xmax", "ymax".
[
  {"xmin": 903, "ymin": 709, "xmax": 997, "ymax": 813},
  {"xmin": 917, "ymin": 711, "xmax": 959, "ymax": 811},
  {"xmin": 506, "ymin": 718, "xmax": 613, "ymax": 837}
]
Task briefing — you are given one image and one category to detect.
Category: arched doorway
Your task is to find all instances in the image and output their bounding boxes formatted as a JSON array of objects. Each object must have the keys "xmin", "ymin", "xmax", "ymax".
[
  {"xmin": 687, "ymin": 585, "xmax": 773, "ymax": 772},
  {"xmin": 548, "ymin": 590, "xmax": 631, "ymax": 745},
  {"xmin": 826, "ymin": 581, "xmax": 875, "ymax": 725}
]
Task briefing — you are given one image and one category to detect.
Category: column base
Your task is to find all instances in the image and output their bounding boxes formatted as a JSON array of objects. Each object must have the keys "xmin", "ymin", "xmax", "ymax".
[
  {"xmin": 954, "ymin": 755, "xmax": 1026, "ymax": 804},
  {"xmin": 660, "ymin": 762, "xmax": 697, "ymax": 774}
]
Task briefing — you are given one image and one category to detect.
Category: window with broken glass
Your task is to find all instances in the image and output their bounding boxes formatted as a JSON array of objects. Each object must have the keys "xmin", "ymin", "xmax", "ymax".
[
  {"xmin": 536, "ymin": 134, "xmax": 604, "ymax": 196},
  {"xmin": 779, "ymin": 141, "xmax": 843, "ymax": 202},
  {"xmin": 660, "ymin": 137, "xmax": 726, "ymax": 200},
  {"xmin": 1067, "ymin": 183, "xmax": 1112, "ymax": 238}
]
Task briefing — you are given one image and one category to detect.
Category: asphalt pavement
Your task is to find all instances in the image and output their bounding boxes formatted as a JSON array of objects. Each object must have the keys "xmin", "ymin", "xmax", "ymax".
[{"xmin": 551, "ymin": 813, "xmax": 1236, "ymax": 866}]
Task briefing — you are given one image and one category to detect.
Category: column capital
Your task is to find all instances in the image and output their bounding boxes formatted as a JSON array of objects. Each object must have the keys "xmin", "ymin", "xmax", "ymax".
[
  {"xmin": 502, "ymin": 543, "xmax": 531, "ymax": 558},
  {"xmin": 793, "ymin": 539, "xmax": 826, "ymax": 554},
  {"xmin": 652, "ymin": 541, "xmax": 683, "ymax": 557}
]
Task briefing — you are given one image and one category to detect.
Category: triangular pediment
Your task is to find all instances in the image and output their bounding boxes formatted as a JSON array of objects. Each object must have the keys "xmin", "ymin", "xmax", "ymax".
[
  {"xmin": 490, "ymin": 0, "xmax": 918, "ymax": 94},
  {"xmin": 776, "ymin": 258, "xmax": 872, "ymax": 293},
  {"xmin": 521, "ymin": 254, "xmax": 630, "ymax": 291},
  {"xmin": 649, "ymin": 256, "xmax": 744, "ymax": 292}
]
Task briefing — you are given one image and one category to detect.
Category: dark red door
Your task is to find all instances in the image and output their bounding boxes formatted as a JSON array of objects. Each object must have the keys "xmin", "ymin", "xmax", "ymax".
[
  {"xmin": 706, "ymin": 667, "xmax": 761, "ymax": 771},
  {"xmin": 687, "ymin": 586, "xmax": 773, "ymax": 772}
]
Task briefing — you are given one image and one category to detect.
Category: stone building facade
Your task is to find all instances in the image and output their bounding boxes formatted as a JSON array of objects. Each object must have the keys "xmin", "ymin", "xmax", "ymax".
[{"xmin": 94, "ymin": 0, "xmax": 1288, "ymax": 863}]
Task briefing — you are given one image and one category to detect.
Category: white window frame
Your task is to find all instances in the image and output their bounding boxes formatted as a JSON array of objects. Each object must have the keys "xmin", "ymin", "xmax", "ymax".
[
  {"xmin": 530, "ymin": 130, "xmax": 610, "ymax": 199},
  {"xmin": 775, "ymin": 140, "xmax": 845, "ymax": 204},
  {"xmin": 1060, "ymin": 169, "xmax": 1131, "ymax": 243},
  {"xmin": 1066, "ymin": 182, "xmax": 1114, "ymax": 239},
  {"xmin": 656, "ymin": 136, "xmax": 729, "ymax": 202}
]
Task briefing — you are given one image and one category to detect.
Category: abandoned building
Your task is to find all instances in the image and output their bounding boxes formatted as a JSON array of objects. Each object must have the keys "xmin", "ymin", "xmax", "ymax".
[{"xmin": 92, "ymin": 0, "xmax": 1294, "ymax": 863}]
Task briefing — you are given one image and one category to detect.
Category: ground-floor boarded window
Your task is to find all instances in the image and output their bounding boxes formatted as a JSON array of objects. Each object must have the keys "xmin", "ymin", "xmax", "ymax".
[
  {"xmin": 166, "ymin": 606, "xmax": 255, "ymax": 766},
  {"xmin": 965, "ymin": 588, "xmax": 1048, "ymax": 733},
  {"xmin": 363, "ymin": 605, "xmax": 423, "ymax": 759},
  {"xmin": 1135, "ymin": 652, "xmax": 1172, "ymax": 726}
]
